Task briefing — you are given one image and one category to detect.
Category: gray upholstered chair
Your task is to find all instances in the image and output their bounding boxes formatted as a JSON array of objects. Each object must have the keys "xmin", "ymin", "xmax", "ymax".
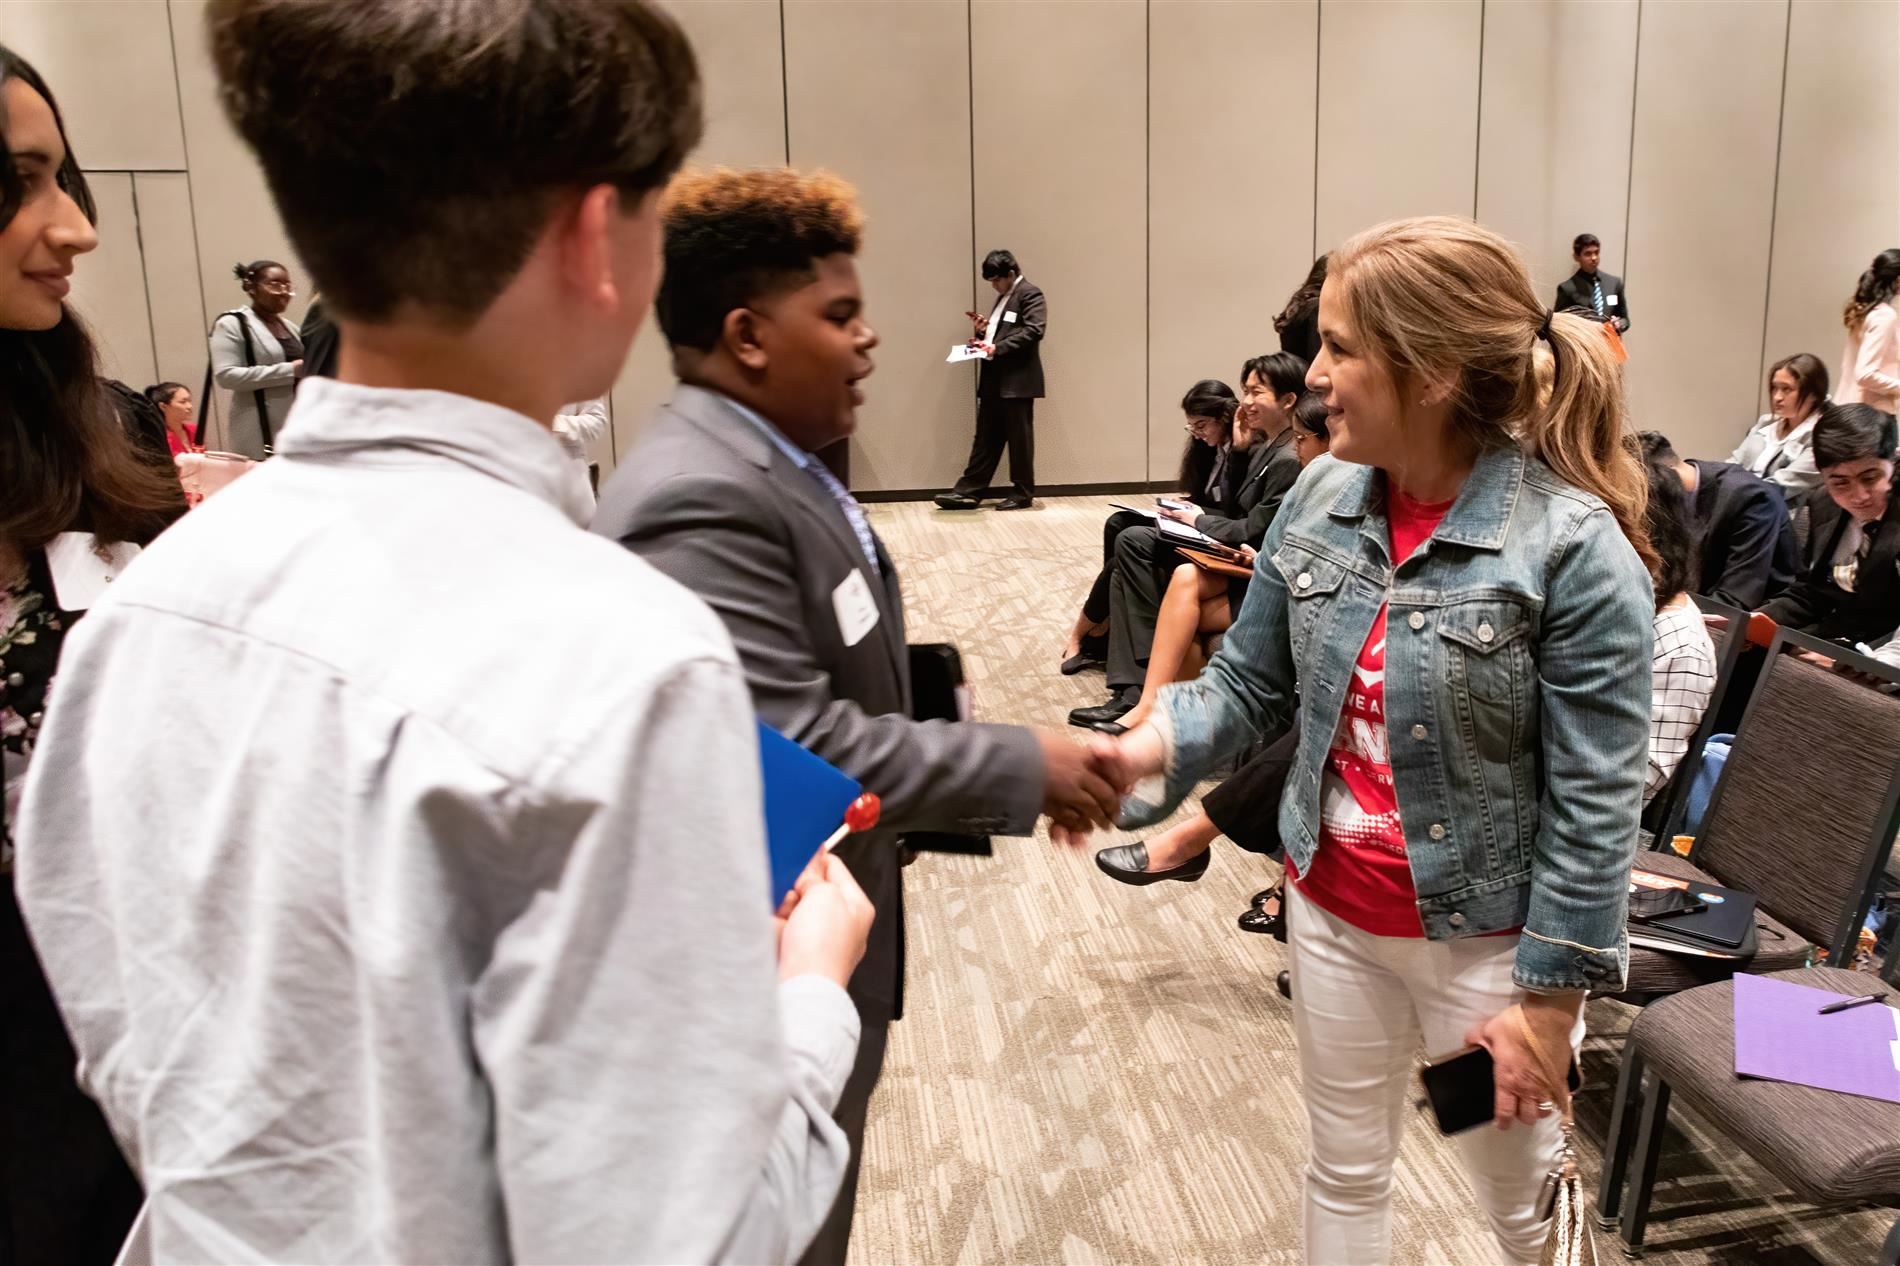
[
  {"xmin": 1618, "ymin": 629, "xmax": 1900, "ymax": 1000},
  {"xmin": 1595, "ymin": 966, "xmax": 1900, "ymax": 1254}
]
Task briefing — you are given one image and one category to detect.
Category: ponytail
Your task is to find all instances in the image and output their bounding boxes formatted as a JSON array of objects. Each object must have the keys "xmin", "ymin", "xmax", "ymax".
[
  {"xmin": 1330, "ymin": 215, "xmax": 1656, "ymax": 580},
  {"xmin": 1844, "ymin": 248, "xmax": 1900, "ymax": 332}
]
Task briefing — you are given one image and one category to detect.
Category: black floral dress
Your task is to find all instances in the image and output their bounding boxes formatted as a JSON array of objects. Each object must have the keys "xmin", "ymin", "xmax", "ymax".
[{"xmin": 1, "ymin": 546, "xmax": 144, "ymax": 1265}]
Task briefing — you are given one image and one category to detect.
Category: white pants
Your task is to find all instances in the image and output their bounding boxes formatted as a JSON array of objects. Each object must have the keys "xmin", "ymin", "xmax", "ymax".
[{"xmin": 1286, "ymin": 884, "xmax": 1584, "ymax": 1266}]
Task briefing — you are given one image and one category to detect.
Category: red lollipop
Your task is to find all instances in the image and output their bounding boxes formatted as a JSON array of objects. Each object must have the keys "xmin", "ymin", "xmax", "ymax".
[{"xmin": 844, "ymin": 793, "xmax": 881, "ymax": 834}]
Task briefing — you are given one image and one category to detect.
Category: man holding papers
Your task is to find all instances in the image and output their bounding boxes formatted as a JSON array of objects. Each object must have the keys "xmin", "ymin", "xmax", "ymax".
[
  {"xmin": 595, "ymin": 170, "xmax": 1114, "ymax": 1266},
  {"xmin": 934, "ymin": 248, "xmax": 1046, "ymax": 511}
]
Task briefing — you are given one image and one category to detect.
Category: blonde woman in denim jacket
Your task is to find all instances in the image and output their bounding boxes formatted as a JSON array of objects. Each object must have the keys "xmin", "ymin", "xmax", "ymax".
[{"xmin": 1077, "ymin": 217, "xmax": 1656, "ymax": 1266}]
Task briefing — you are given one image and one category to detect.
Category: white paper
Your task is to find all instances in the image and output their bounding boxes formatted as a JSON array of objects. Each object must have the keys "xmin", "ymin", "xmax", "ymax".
[
  {"xmin": 44, "ymin": 532, "xmax": 140, "ymax": 611},
  {"xmin": 831, "ymin": 570, "xmax": 881, "ymax": 647},
  {"xmin": 1107, "ymin": 502, "xmax": 1158, "ymax": 517},
  {"xmin": 946, "ymin": 344, "xmax": 986, "ymax": 364}
]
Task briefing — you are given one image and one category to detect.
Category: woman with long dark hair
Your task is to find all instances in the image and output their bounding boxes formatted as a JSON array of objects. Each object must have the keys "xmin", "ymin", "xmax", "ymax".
[
  {"xmin": 1, "ymin": 44, "xmax": 177, "ymax": 1264},
  {"xmin": 1730, "ymin": 352, "xmax": 1828, "ymax": 502},
  {"xmin": 1839, "ymin": 248, "xmax": 1900, "ymax": 415}
]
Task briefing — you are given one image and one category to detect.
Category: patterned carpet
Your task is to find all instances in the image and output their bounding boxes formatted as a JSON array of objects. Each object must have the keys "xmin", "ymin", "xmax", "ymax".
[{"xmin": 845, "ymin": 494, "xmax": 1893, "ymax": 1266}]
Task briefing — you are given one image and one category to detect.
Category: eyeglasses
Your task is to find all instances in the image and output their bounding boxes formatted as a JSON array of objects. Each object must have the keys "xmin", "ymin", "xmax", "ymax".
[{"xmin": 256, "ymin": 279, "xmax": 294, "ymax": 293}]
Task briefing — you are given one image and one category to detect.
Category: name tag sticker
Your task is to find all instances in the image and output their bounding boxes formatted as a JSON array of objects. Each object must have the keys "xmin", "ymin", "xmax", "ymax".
[
  {"xmin": 832, "ymin": 570, "xmax": 881, "ymax": 648},
  {"xmin": 1607, "ymin": 294, "xmax": 1619, "ymax": 305},
  {"xmin": 44, "ymin": 533, "xmax": 140, "ymax": 611},
  {"xmin": 1003, "ymin": 310, "xmax": 1019, "ymax": 323}
]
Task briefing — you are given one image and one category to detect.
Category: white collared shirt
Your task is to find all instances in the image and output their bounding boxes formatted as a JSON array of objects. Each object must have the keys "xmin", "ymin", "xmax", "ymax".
[
  {"xmin": 984, "ymin": 274, "xmax": 1024, "ymax": 346},
  {"xmin": 15, "ymin": 378, "xmax": 858, "ymax": 1265}
]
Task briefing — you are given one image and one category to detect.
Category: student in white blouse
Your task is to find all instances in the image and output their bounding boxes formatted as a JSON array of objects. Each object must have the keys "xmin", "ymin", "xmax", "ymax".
[
  {"xmin": 1837, "ymin": 249, "xmax": 1900, "ymax": 415},
  {"xmin": 14, "ymin": 5, "xmax": 877, "ymax": 1265},
  {"xmin": 553, "ymin": 394, "xmax": 609, "ymax": 513},
  {"xmin": 1730, "ymin": 352, "xmax": 1828, "ymax": 503}
]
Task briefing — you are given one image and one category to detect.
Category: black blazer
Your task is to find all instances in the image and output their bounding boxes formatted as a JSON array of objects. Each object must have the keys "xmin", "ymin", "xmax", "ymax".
[
  {"xmin": 1688, "ymin": 460, "xmax": 1798, "ymax": 610},
  {"xmin": 977, "ymin": 279, "xmax": 1046, "ymax": 399},
  {"xmin": 1760, "ymin": 491, "xmax": 1900, "ymax": 645},
  {"xmin": 1192, "ymin": 428, "xmax": 1303, "ymax": 548},
  {"xmin": 1554, "ymin": 268, "xmax": 1629, "ymax": 332}
]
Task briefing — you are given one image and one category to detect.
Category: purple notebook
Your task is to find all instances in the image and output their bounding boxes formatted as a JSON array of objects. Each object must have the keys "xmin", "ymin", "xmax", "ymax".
[{"xmin": 1732, "ymin": 974, "xmax": 1900, "ymax": 1104}]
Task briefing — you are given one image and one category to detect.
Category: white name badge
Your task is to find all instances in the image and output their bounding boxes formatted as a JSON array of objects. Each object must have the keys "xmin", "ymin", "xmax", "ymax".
[
  {"xmin": 44, "ymin": 533, "xmax": 140, "ymax": 611},
  {"xmin": 832, "ymin": 569, "xmax": 881, "ymax": 648},
  {"xmin": 1003, "ymin": 310, "xmax": 1019, "ymax": 323},
  {"xmin": 1607, "ymin": 294, "xmax": 1619, "ymax": 305}
]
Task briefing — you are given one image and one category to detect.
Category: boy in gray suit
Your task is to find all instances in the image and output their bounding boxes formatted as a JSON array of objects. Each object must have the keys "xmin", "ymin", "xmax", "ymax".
[{"xmin": 594, "ymin": 168, "xmax": 1117, "ymax": 1266}]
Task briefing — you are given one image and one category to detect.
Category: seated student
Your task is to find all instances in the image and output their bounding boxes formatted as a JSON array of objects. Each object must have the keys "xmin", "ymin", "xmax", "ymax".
[
  {"xmin": 1761, "ymin": 403, "xmax": 1900, "ymax": 645},
  {"xmin": 1069, "ymin": 351, "xmax": 1306, "ymax": 730},
  {"xmin": 13, "ymin": 5, "xmax": 878, "ymax": 1263},
  {"xmin": 1730, "ymin": 352, "xmax": 1828, "ymax": 504},
  {"xmin": 1086, "ymin": 393, "xmax": 1331, "ymax": 740},
  {"xmin": 1060, "ymin": 379, "xmax": 1234, "ymax": 674},
  {"xmin": 1640, "ymin": 430, "xmax": 1797, "ymax": 609},
  {"xmin": 1638, "ymin": 449, "xmax": 1720, "ymax": 801},
  {"xmin": 591, "ymin": 167, "xmax": 1116, "ymax": 1266}
]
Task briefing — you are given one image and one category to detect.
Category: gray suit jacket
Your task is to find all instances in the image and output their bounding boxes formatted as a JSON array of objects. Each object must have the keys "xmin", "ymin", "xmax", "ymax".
[{"xmin": 593, "ymin": 385, "xmax": 1043, "ymax": 1023}]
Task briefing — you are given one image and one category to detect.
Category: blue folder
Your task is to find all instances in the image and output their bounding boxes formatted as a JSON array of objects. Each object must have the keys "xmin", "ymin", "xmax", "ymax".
[{"xmin": 757, "ymin": 721, "xmax": 863, "ymax": 905}]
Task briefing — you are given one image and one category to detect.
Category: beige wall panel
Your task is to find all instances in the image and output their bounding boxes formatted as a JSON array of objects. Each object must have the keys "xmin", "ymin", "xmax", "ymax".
[
  {"xmin": 784, "ymin": 0, "xmax": 972, "ymax": 493},
  {"xmin": 972, "ymin": 0, "xmax": 1146, "ymax": 485},
  {"xmin": 168, "ymin": 0, "xmax": 304, "ymax": 446},
  {"xmin": 1476, "ymin": 0, "xmax": 1638, "ymax": 296},
  {"xmin": 1149, "ymin": 0, "xmax": 1318, "ymax": 478},
  {"xmin": 134, "ymin": 172, "xmax": 212, "ymax": 396},
  {"xmin": 1623, "ymin": 0, "xmax": 1785, "ymax": 459},
  {"xmin": 67, "ymin": 172, "xmax": 156, "ymax": 389},
  {"xmin": 1760, "ymin": 0, "xmax": 1900, "ymax": 416},
  {"xmin": 0, "ymin": 0, "xmax": 187, "ymax": 170},
  {"xmin": 609, "ymin": 0, "xmax": 789, "ymax": 476},
  {"xmin": 1316, "ymin": 0, "xmax": 1481, "ymax": 253}
]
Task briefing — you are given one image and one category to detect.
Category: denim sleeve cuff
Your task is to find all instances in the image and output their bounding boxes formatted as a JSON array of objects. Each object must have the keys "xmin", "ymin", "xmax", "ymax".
[{"xmin": 1514, "ymin": 928, "xmax": 1628, "ymax": 995}]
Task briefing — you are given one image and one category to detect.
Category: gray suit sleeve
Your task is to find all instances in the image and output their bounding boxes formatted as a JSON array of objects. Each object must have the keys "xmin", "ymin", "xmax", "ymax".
[{"xmin": 613, "ymin": 473, "xmax": 1045, "ymax": 836}]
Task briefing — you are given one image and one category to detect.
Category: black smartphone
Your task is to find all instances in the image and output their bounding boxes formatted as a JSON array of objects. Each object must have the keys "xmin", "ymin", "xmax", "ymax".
[
  {"xmin": 1628, "ymin": 887, "xmax": 1706, "ymax": 923},
  {"xmin": 1420, "ymin": 1046, "xmax": 1582, "ymax": 1135}
]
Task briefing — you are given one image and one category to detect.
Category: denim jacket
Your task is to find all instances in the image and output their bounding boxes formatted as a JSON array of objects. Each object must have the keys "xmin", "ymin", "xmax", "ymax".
[{"xmin": 1135, "ymin": 445, "xmax": 1654, "ymax": 993}]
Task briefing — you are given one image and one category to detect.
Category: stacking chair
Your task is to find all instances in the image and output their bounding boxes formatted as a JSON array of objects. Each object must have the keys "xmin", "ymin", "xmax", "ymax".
[
  {"xmin": 1617, "ymin": 628, "xmax": 1900, "ymax": 1001},
  {"xmin": 1595, "ymin": 966, "xmax": 1900, "ymax": 1255}
]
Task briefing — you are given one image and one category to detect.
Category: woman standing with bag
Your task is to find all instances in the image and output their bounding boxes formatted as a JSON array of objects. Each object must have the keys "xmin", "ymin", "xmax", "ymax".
[
  {"xmin": 1, "ymin": 44, "xmax": 180, "ymax": 1264},
  {"xmin": 208, "ymin": 259, "xmax": 302, "ymax": 458},
  {"xmin": 1076, "ymin": 217, "xmax": 1655, "ymax": 1266}
]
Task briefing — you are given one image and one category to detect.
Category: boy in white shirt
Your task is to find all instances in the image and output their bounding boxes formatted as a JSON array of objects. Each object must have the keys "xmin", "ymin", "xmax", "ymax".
[{"xmin": 14, "ymin": 2, "xmax": 871, "ymax": 1262}]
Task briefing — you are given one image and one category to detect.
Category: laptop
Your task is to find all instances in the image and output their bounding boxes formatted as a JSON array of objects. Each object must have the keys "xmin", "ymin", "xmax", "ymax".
[{"xmin": 1629, "ymin": 869, "xmax": 1758, "ymax": 949}]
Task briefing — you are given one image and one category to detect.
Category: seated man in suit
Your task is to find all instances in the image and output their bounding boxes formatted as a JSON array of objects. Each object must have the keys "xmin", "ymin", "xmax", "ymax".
[
  {"xmin": 1762, "ymin": 403, "xmax": 1900, "ymax": 645},
  {"xmin": 1554, "ymin": 232, "xmax": 1629, "ymax": 333},
  {"xmin": 1639, "ymin": 430, "xmax": 1797, "ymax": 609},
  {"xmin": 593, "ymin": 168, "xmax": 1117, "ymax": 1266},
  {"xmin": 935, "ymin": 248, "xmax": 1046, "ymax": 510}
]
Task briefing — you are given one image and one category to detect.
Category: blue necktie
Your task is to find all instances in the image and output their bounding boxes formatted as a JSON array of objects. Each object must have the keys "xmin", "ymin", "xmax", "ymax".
[
  {"xmin": 1591, "ymin": 278, "xmax": 1605, "ymax": 318},
  {"xmin": 807, "ymin": 461, "xmax": 880, "ymax": 573}
]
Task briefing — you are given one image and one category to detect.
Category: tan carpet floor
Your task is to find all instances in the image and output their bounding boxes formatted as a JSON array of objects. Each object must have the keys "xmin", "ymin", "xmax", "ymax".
[{"xmin": 844, "ymin": 494, "xmax": 1892, "ymax": 1266}]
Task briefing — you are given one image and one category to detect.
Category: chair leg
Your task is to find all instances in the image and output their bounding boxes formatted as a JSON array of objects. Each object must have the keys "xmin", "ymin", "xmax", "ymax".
[
  {"xmin": 1618, "ymin": 1072, "xmax": 1672, "ymax": 1255},
  {"xmin": 1596, "ymin": 1045, "xmax": 1647, "ymax": 1229},
  {"xmin": 1880, "ymin": 1216, "xmax": 1900, "ymax": 1266}
]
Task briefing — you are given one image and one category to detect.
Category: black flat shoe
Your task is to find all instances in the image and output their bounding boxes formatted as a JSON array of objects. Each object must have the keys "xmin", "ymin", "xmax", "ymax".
[
  {"xmin": 996, "ymin": 497, "xmax": 1034, "ymax": 511},
  {"xmin": 1237, "ymin": 885, "xmax": 1287, "ymax": 939},
  {"xmin": 1059, "ymin": 634, "xmax": 1108, "ymax": 676},
  {"xmin": 1089, "ymin": 720, "xmax": 1128, "ymax": 736},
  {"xmin": 1094, "ymin": 841, "xmax": 1211, "ymax": 885},
  {"xmin": 934, "ymin": 492, "xmax": 981, "ymax": 510},
  {"xmin": 1250, "ymin": 888, "xmax": 1276, "ymax": 910},
  {"xmin": 1276, "ymin": 970, "xmax": 1292, "ymax": 1000}
]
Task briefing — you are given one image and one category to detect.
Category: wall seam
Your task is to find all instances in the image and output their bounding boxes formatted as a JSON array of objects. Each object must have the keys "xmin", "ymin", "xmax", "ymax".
[
  {"xmin": 165, "ymin": 0, "xmax": 217, "ymax": 445},
  {"xmin": 1620, "ymin": 0, "xmax": 1642, "ymax": 278},
  {"xmin": 967, "ymin": 0, "xmax": 977, "ymax": 353},
  {"xmin": 778, "ymin": 0, "xmax": 791, "ymax": 164},
  {"xmin": 1312, "ymin": 0, "xmax": 1322, "ymax": 260},
  {"xmin": 1472, "ymin": 0, "xmax": 1485, "ymax": 218},
  {"xmin": 1757, "ymin": 0, "xmax": 1794, "ymax": 413},
  {"xmin": 1144, "ymin": 0, "xmax": 1152, "ymax": 483},
  {"xmin": 129, "ymin": 176, "xmax": 162, "ymax": 383}
]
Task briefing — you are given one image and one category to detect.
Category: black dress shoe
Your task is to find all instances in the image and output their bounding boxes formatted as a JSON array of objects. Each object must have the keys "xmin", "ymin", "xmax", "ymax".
[
  {"xmin": 1068, "ymin": 690, "xmax": 1138, "ymax": 730},
  {"xmin": 996, "ymin": 496, "xmax": 1034, "ymax": 511},
  {"xmin": 1059, "ymin": 634, "xmax": 1107, "ymax": 676},
  {"xmin": 1276, "ymin": 970, "xmax": 1292, "ymax": 1000},
  {"xmin": 1094, "ymin": 841, "xmax": 1211, "ymax": 885},
  {"xmin": 934, "ymin": 492, "xmax": 981, "ymax": 510},
  {"xmin": 1089, "ymin": 720, "xmax": 1128, "ymax": 736}
]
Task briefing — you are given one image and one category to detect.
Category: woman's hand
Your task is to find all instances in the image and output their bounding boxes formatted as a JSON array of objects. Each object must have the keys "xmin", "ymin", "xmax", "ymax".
[{"xmin": 1464, "ymin": 993, "xmax": 1582, "ymax": 1129}]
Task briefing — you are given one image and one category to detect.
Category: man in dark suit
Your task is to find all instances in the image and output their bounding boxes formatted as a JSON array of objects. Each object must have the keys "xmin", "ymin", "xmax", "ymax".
[
  {"xmin": 935, "ymin": 249, "xmax": 1045, "ymax": 511},
  {"xmin": 1640, "ymin": 431, "xmax": 1797, "ymax": 610},
  {"xmin": 1554, "ymin": 232, "xmax": 1629, "ymax": 332},
  {"xmin": 1762, "ymin": 403, "xmax": 1900, "ymax": 644},
  {"xmin": 593, "ymin": 169, "xmax": 1116, "ymax": 1266}
]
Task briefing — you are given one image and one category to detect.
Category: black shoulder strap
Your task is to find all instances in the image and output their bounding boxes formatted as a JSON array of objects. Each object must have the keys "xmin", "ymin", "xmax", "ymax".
[{"xmin": 200, "ymin": 309, "xmax": 274, "ymax": 452}]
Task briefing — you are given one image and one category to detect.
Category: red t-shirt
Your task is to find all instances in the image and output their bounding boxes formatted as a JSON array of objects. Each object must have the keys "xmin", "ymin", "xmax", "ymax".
[{"xmin": 1288, "ymin": 486, "xmax": 1452, "ymax": 937}]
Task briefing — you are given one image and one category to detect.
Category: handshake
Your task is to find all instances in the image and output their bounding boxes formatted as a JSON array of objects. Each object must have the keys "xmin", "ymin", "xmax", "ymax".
[{"xmin": 1032, "ymin": 726, "xmax": 1167, "ymax": 847}]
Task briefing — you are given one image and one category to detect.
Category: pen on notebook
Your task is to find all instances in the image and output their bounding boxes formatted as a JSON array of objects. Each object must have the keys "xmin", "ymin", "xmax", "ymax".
[{"xmin": 1817, "ymin": 993, "xmax": 1888, "ymax": 1015}]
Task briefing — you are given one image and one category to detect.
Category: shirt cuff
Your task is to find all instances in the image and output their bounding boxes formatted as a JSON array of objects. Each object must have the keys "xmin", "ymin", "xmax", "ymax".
[{"xmin": 777, "ymin": 975, "xmax": 861, "ymax": 1113}]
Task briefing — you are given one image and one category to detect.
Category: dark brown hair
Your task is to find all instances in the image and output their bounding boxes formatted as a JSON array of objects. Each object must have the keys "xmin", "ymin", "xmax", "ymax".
[
  {"xmin": 656, "ymin": 167, "xmax": 865, "ymax": 352},
  {"xmin": 1, "ymin": 45, "xmax": 182, "ymax": 549},
  {"xmin": 206, "ymin": 0, "xmax": 703, "ymax": 325},
  {"xmin": 1768, "ymin": 352, "xmax": 1828, "ymax": 412},
  {"xmin": 1844, "ymin": 249, "xmax": 1900, "ymax": 332}
]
